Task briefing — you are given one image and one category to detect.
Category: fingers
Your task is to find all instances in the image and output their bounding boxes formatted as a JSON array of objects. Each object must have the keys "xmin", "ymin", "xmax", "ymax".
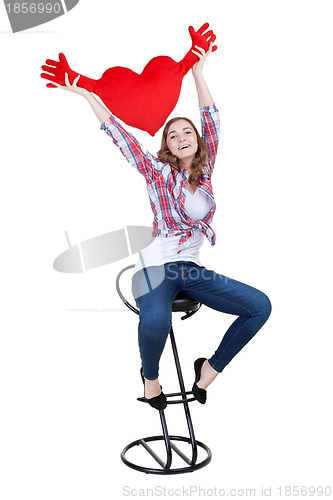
[
  {"xmin": 73, "ymin": 75, "xmax": 80, "ymax": 86},
  {"xmin": 40, "ymin": 72, "xmax": 57, "ymax": 82},
  {"xmin": 68, "ymin": 74, "xmax": 80, "ymax": 90},
  {"xmin": 194, "ymin": 45, "xmax": 213, "ymax": 59},
  {"xmin": 52, "ymin": 81, "xmax": 68, "ymax": 90},
  {"xmin": 191, "ymin": 50, "xmax": 201, "ymax": 59},
  {"xmin": 64, "ymin": 73, "xmax": 80, "ymax": 89},
  {"xmin": 188, "ymin": 25, "xmax": 195, "ymax": 37},
  {"xmin": 43, "ymin": 73, "xmax": 72, "ymax": 90},
  {"xmin": 197, "ymin": 22, "xmax": 210, "ymax": 35},
  {"xmin": 195, "ymin": 45, "xmax": 206, "ymax": 53},
  {"xmin": 207, "ymin": 33, "xmax": 216, "ymax": 44},
  {"xmin": 189, "ymin": 23, "xmax": 213, "ymax": 40},
  {"xmin": 191, "ymin": 41, "xmax": 216, "ymax": 71},
  {"xmin": 41, "ymin": 64, "xmax": 57, "ymax": 76},
  {"xmin": 207, "ymin": 41, "xmax": 218, "ymax": 55},
  {"xmin": 201, "ymin": 29, "xmax": 217, "ymax": 48},
  {"xmin": 188, "ymin": 23, "xmax": 218, "ymax": 55},
  {"xmin": 42, "ymin": 53, "xmax": 68, "ymax": 71},
  {"xmin": 193, "ymin": 45, "xmax": 206, "ymax": 57},
  {"xmin": 197, "ymin": 23, "xmax": 216, "ymax": 43},
  {"xmin": 203, "ymin": 29, "xmax": 214, "ymax": 40},
  {"xmin": 46, "ymin": 81, "xmax": 67, "ymax": 90},
  {"xmin": 58, "ymin": 53, "xmax": 68, "ymax": 64},
  {"xmin": 41, "ymin": 53, "xmax": 71, "ymax": 89},
  {"xmin": 45, "ymin": 59, "xmax": 59, "ymax": 67},
  {"xmin": 192, "ymin": 42, "xmax": 217, "ymax": 58}
]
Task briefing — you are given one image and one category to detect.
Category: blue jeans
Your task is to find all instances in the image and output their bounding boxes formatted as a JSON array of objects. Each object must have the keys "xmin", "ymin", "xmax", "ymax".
[{"xmin": 132, "ymin": 261, "xmax": 271, "ymax": 380}]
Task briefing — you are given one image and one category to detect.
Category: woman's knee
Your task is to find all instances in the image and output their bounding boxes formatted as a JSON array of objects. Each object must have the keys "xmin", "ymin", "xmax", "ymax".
[
  {"xmin": 254, "ymin": 291, "xmax": 272, "ymax": 326},
  {"xmin": 139, "ymin": 309, "xmax": 172, "ymax": 341}
]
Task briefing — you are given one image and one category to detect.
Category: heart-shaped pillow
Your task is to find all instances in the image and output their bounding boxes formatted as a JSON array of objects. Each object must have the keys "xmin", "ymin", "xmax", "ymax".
[
  {"xmin": 79, "ymin": 55, "xmax": 190, "ymax": 136},
  {"xmin": 41, "ymin": 23, "xmax": 217, "ymax": 135}
]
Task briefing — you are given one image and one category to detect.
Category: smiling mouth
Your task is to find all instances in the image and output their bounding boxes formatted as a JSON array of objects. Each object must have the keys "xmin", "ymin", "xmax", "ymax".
[{"xmin": 178, "ymin": 145, "xmax": 190, "ymax": 150}]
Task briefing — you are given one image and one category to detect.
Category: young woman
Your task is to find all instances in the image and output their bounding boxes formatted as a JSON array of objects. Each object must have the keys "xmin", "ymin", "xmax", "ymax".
[{"xmin": 54, "ymin": 43, "xmax": 271, "ymax": 410}]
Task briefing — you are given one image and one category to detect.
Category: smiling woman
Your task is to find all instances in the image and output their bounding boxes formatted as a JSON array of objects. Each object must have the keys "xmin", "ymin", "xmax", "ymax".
[
  {"xmin": 48, "ymin": 29, "xmax": 271, "ymax": 411},
  {"xmin": 157, "ymin": 116, "xmax": 209, "ymax": 186}
]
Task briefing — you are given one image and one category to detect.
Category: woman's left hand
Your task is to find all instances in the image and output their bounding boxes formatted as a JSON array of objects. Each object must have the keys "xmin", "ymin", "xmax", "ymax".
[{"xmin": 191, "ymin": 42, "xmax": 213, "ymax": 75}]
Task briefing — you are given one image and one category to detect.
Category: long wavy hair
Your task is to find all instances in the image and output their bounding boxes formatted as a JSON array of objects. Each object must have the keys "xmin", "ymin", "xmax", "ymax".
[{"xmin": 157, "ymin": 117, "xmax": 209, "ymax": 186}]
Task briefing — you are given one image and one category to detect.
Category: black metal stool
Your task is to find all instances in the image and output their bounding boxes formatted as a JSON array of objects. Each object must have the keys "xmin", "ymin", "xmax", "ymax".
[{"xmin": 116, "ymin": 265, "xmax": 212, "ymax": 474}]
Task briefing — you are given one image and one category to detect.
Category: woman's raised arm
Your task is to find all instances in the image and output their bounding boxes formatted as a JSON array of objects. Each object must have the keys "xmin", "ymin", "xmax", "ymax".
[
  {"xmin": 53, "ymin": 73, "xmax": 110, "ymax": 124},
  {"xmin": 191, "ymin": 43, "xmax": 215, "ymax": 107}
]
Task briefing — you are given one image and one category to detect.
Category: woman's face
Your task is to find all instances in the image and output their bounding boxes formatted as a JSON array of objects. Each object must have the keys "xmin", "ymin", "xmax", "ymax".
[{"xmin": 166, "ymin": 119, "xmax": 198, "ymax": 162}]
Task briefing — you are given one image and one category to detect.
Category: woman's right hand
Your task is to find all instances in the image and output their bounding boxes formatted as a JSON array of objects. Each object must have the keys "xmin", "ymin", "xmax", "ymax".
[
  {"xmin": 53, "ymin": 73, "xmax": 89, "ymax": 98},
  {"xmin": 51, "ymin": 71, "xmax": 110, "ymax": 123}
]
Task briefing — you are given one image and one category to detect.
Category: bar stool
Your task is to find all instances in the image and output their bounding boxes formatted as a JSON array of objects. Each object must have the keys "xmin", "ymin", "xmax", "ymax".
[{"xmin": 116, "ymin": 265, "xmax": 212, "ymax": 475}]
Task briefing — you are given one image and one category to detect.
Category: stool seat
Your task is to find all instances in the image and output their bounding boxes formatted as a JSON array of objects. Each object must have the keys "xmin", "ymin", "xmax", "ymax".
[{"xmin": 172, "ymin": 291, "xmax": 200, "ymax": 313}]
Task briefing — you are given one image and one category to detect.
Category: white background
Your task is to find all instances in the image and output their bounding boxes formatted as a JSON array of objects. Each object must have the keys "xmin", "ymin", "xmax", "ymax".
[{"xmin": 0, "ymin": 0, "xmax": 332, "ymax": 498}]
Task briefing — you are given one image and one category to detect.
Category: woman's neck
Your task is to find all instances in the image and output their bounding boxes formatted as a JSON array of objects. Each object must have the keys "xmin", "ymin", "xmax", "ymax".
[{"xmin": 179, "ymin": 157, "xmax": 193, "ymax": 172}]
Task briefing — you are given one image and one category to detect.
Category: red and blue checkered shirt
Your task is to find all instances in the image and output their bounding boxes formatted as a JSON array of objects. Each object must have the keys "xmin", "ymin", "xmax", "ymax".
[{"xmin": 101, "ymin": 105, "xmax": 220, "ymax": 252}]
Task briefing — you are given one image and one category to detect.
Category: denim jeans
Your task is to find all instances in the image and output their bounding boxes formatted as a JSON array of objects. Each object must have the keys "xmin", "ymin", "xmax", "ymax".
[{"xmin": 132, "ymin": 261, "xmax": 271, "ymax": 380}]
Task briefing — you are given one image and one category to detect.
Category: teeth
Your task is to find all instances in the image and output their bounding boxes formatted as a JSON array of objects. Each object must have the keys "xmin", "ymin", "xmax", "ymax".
[{"xmin": 179, "ymin": 145, "xmax": 189, "ymax": 150}]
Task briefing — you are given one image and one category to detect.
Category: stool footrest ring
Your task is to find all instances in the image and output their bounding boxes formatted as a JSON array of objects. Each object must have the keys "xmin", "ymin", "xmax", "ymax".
[
  {"xmin": 137, "ymin": 390, "xmax": 196, "ymax": 405},
  {"xmin": 165, "ymin": 391, "xmax": 196, "ymax": 404},
  {"xmin": 121, "ymin": 435, "xmax": 212, "ymax": 475}
]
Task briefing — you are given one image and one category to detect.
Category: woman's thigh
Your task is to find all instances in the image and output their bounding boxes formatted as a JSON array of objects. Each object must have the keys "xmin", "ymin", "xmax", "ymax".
[
  {"xmin": 132, "ymin": 265, "xmax": 181, "ymax": 325},
  {"xmin": 183, "ymin": 264, "xmax": 271, "ymax": 319}
]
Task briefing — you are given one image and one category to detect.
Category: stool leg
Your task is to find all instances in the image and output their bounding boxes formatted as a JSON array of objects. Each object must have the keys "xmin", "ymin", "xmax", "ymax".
[
  {"xmin": 169, "ymin": 325, "xmax": 198, "ymax": 465},
  {"xmin": 121, "ymin": 323, "xmax": 212, "ymax": 474},
  {"xmin": 159, "ymin": 410, "xmax": 172, "ymax": 469},
  {"xmin": 137, "ymin": 410, "xmax": 172, "ymax": 470}
]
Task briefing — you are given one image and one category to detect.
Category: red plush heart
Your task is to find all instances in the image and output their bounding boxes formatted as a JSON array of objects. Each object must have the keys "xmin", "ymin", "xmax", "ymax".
[
  {"xmin": 81, "ymin": 55, "xmax": 189, "ymax": 136},
  {"xmin": 41, "ymin": 23, "xmax": 217, "ymax": 135}
]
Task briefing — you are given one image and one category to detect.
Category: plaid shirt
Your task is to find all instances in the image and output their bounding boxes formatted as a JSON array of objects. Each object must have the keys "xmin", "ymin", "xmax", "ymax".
[{"xmin": 101, "ymin": 105, "xmax": 220, "ymax": 252}]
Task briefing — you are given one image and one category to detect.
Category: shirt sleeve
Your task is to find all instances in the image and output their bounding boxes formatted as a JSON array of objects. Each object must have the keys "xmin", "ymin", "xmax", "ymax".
[
  {"xmin": 100, "ymin": 114, "xmax": 163, "ymax": 183},
  {"xmin": 200, "ymin": 104, "xmax": 220, "ymax": 176}
]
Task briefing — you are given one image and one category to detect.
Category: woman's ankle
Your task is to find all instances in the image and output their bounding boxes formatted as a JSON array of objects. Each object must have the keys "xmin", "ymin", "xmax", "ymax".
[
  {"xmin": 144, "ymin": 376, "xmax": 161, "ymax": 399},
  {"xmin": 197, "ymin": 360, "xmax": 219, "ymax": 390}
]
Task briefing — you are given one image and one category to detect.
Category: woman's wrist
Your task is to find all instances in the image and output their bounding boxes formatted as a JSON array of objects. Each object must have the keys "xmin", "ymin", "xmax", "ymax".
[
  {"xmin": 192, "ymin": 69, "xmax": 204, "ymax": 81},
  {"xmin": 80, "ymin": 88, "xmax": 91, "ymax": 99},
  {"xmin": 192, "ymin": 69, "xmax": 203, "ymax": 80}
]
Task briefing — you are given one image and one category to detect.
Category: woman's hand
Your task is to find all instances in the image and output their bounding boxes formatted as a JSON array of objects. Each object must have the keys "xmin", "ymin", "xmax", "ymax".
[
  {"xmin": 50, "ymin": 71, "xmax": 110, "ymax": 123},
  {"xmin": 53, "ymin": 73, "xmax": 89, "ymax": 98},
  {"xmin": 191, "ymin": 42, "xmax": 213, "ymax": 76}
]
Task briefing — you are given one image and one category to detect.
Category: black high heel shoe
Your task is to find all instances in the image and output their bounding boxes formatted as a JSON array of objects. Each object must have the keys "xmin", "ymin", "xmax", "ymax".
[
  {"xmin": 140, "ymin": 368, "xmax": 167, "ymax": 411},
  {"xmin": 192, "ymin": 358, "xmax": 207, "ymax": 404}
]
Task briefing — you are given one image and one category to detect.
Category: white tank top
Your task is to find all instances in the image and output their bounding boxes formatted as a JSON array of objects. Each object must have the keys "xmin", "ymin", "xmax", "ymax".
[{"xmin": 133, "ymin": 187, "xmax": 213, "ymax": 274}]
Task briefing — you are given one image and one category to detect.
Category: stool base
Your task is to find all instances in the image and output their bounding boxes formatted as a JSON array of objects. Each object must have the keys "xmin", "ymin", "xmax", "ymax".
[
  {"xmin": 121, "ymin": 435, "xmax": 212, "ymax": 475},
  {"xmin": 120, "ymin": 322, "xmax": 212, "ymax": 474}
]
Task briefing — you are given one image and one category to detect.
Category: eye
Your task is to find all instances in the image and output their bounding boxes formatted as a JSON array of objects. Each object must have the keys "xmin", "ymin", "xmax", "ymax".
[
  {"xmin": 169, "ymin": 134, "xmax": 177, "ymax": 139},
  {"xmin": 185, "ymin": 131, "xmax": 192, "ymax": 135}
]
